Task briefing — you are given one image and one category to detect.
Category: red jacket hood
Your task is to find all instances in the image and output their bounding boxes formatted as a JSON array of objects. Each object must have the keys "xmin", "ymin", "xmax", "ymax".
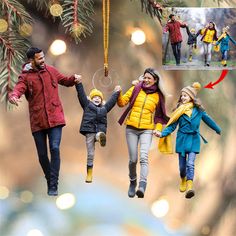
[{"xmin": 21, "ymin": 63, "xmax": 47, "ymax": 74}]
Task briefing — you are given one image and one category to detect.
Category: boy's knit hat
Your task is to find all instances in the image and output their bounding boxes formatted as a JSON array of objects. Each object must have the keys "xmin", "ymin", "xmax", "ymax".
[
  {"xmin": 181, "ymin": 82, "xmax": 201, "ymax": 100},
  {"xmin": 190, "ymin": 28, "xmax": 196, "ymax": 33},
  {"xmin": 89, "ymin": 88, "xmax": 104, "ymax": 100}
]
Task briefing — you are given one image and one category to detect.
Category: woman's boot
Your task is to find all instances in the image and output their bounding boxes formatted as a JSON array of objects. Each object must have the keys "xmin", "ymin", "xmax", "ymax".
[
  {"xmin": 136, "ymin": 181, "xmax": 146, "ymax": 198},
  {"xmin": 128, "ymin": 180, "xmax": 137, "ymax": 198}
]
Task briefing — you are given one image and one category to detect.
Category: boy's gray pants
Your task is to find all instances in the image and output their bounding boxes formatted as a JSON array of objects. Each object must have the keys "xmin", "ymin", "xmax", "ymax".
[
  {"xmin": 85, "ymin": 133, "xmax": 99, "ymax": 167},
  {"xmin": 125, "ymin": 127, "xmax": 153, "ymax": 183},
  {"xmin": 189, "ymin": 44, "xmax": 193, "ymax": 56}
]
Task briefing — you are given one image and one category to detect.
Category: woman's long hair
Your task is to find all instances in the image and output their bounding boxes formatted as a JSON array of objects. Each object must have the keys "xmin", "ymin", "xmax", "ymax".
[
  {"xmin": 143, "ymin": 68, "xmax": 167, "ymax": 101},
  {"xmin": 208, "ymin": 21, "xmax": 218, "ymax": 41}
]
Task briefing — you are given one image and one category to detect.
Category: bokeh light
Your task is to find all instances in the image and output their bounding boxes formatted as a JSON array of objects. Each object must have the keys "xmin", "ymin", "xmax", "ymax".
[
  {"xmin": 27, "ymin": 229, "xmax": 44, "ymax": 236},
  {"xmin": 56, "ymin": 193, "xmax": 76, "ymax": 210},
  {"xmin": 49, "ymin": 39, "xmax": 67, "ymax": 56},
  {"xmin": 50, "ymin": 3, "xmax": 63, "ymax": 17},
  {"xmin": 0, "ymin": 186, "xmax": 9, "ymax": 199},
  {"xmin": 151, "ymin": 198, "xmax": 169, "ymax": 218},
  {"xmin": 201, "ymin": 226, "xmax": 211, "ymax": 235},
  {"xmin": 19, "ymin": 23, "xmax": 33, "ymax": 37},
  {"xmin": 72, "ymin": 23, "xmax": 84, "ymax": 37},
  {"xmin": 20, "ymin": 190, "xmax": 33, "ymax": 203},
  {"xmin": 0, "ymin": 19, "xmax": 8, "ymax": 33},
  {"xmin": 131, "ymin": 28, "xmax": 146, "ymax": 45}
]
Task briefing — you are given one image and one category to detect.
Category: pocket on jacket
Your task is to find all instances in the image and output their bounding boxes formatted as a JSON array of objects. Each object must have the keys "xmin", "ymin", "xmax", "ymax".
[
  {"xmin": 29, "ymin": 105, "xmax": 43, "ymax": 126},
  {"xmin": 32, "ymin": 104, "xmax": 43, "ymax": 111},
  {"xmin": 51, "ymin": 100, "xmax": 62, "ymax": 113}
]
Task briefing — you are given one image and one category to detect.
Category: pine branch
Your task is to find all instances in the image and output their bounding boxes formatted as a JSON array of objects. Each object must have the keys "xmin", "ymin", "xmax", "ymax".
[
  {"xmin": 1, "ymin": 0, "xmax": 33, "ymax": 24},
  {"xmin": 61, "ymin": 0, "xmax": 94, "ymax": 43},
  {"xmin": 161, "ymin": 0, "xmax": 186, "ymax": 7},
  {"xmin": 142, "ymin": 0, "xmax": 163, "ymax": 22},
  {"xmin": 0, "ymin": 30, "xmax": 30, "ymax": 108},
  {"xmin": 0, "ymin": 1, "xmax": 32, "ymax": 108},
  {"xmin": 26, "ymin": 0, "xmax": 49, "ymax": 11},
  {"xmin": 132, "ymin": 0, "xmax": 187, "ymax": 23}
]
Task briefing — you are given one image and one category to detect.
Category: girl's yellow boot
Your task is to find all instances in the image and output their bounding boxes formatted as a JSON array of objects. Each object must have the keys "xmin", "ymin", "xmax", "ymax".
[
  {"xmin": 185, "ymin": 180, "xmax": 195, "ymax": 199},
  {"xmin": 179, "ymin": 177, "xmax": 187, "ymax": 192}
]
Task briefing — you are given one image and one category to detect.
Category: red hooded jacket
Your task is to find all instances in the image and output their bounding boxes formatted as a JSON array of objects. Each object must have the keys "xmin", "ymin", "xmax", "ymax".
[
  {"xmin": 9, "ymin": 64, "xmax": 75, "ymax": 133},
  {"xmin": 165, "ymin": 20, "xmax": 186, "ymax": 44}
]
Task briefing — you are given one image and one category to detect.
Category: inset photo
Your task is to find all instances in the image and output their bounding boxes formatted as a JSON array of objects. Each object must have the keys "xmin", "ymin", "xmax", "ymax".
[{"xmin": 162, "ymin": 8, "xmax": 236, "ymax": 70}]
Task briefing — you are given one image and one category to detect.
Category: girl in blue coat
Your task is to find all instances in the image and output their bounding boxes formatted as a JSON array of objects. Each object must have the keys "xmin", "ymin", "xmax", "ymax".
[
  {"xmin": 215, "ymin": 26, "xmax": 236, "ymax": 67},
  {"xmin": 158, "ymin": 82, "xmax": 221, "ymax": 199}
]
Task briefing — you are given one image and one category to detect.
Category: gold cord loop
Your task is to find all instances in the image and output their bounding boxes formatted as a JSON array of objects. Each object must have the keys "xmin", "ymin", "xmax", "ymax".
[{"xmin": 103, "ymin": 0, "xmax": 110, "ymax": 77}]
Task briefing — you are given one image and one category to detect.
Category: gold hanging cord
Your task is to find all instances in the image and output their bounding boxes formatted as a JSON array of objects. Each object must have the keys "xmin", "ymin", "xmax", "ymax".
[{"xmin": 103, "ymin": 0, "xmax": 110, "ymax": 77}]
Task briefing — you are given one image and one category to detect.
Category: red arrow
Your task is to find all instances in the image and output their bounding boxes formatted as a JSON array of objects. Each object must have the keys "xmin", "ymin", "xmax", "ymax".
[{"xmin": 204, "ymin": 70, "xmax": 228, "ymax": 89}]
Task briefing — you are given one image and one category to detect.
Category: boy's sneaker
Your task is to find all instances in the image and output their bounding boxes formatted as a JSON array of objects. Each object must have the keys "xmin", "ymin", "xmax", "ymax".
[{"xmin": 97, "ymin": 132, "xmax": 106, "ymax": 147}]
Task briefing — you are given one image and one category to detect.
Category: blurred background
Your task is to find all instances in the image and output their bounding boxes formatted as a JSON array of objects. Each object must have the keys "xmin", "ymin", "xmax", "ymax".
[{"xmin": 0, "ymin": 0, "xmax": 236, "ymax": 236}]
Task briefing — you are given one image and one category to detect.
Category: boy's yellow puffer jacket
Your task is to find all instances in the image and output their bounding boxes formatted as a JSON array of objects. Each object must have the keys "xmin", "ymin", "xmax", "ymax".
[
  {"xmin": 200, "ymin": 28, "xmax": 216, "ymax": 43},
  {"xmin": 117, "ymin": 86, "xmax": 162, "ymax": 131}
]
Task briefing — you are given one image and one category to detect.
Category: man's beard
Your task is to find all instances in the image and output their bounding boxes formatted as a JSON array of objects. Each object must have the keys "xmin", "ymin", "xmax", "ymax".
[{"xmin": 35, "ymin": 63, "xmax": 45, "ymax": 70}]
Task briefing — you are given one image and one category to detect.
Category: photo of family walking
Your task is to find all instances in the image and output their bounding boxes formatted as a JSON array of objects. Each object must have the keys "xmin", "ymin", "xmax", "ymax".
[{"xmin": 162, "ymin": 8, "xmax": 236, "ymax": 70}]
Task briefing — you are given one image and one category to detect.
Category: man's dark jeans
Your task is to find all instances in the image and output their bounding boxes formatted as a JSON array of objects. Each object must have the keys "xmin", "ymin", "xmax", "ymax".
[
  {"xmin": 32, "ymin": 126, "xmax": 62, "ymax": 189},
  {"xmin": 171, "ymin": 42, "xmax": 182, "ymax": 65}
]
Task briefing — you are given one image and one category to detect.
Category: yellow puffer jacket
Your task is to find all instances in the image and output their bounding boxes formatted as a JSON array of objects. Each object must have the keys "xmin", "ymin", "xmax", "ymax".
[
  {"xmin": 117, "ymin": 86, "xmax": 162, "ymax": 131},
  {"xmin": 201, "ymin": 28, "xmax": 216, "ymax": 43}
]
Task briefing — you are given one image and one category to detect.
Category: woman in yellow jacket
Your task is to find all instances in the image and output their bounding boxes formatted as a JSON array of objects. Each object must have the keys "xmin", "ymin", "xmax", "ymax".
[
  {"xmin": 117, "ymin": 68, "xmax": 169, "ymax": 198},
  {"xmin": 200, "ymin": 22, "xmax": 218, "ymax": 66}
]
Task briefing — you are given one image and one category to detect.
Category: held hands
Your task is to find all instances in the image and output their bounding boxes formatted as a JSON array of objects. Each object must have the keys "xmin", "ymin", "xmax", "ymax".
[
  {"xmin": 74, "ymin": 74, "xmax": 82, "ymax": 84},
  {"xmin": 153, "ymin": 130, "xmax": 162, "ymax": 137},
  {"xmin": 9, "ymin": 96, "xmax": 21, "ymax": 106},
  {"xmin": 114, "ymin": 85, "xmax": 122, "ymax": 92},
  {"xmin": 132, "ymin": 79, "xmax": 139, "ymax": 86}
]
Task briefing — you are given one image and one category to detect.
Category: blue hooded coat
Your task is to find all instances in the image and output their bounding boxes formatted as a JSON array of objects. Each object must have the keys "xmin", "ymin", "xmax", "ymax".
[{"xmin": 161, "ymin": 107, "xmax": 221, "ymax": 155}]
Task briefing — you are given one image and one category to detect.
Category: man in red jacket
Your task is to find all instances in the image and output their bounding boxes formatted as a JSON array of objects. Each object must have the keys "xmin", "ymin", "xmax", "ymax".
[
  {"xmin": 9, "ymin": 47, "xmax": 81, "ymax": 196},
  {"xmin": 164, "ymin": 14, "xmax": 187, "ymax": 65}
]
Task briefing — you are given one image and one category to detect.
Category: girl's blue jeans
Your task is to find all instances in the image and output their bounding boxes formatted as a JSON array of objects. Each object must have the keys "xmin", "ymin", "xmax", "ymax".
[
  {"xmin": 178, "ymin": 152, "xmax": 196, "ymax": 180},
  {"xmin": 222, "ymin": 50, "xmax": 228, "ymax": 60}
]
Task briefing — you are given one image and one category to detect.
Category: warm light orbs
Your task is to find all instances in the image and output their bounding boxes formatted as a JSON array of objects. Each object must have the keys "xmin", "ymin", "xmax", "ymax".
[
  {"xmin": 50, "ymin": 3, "xmax": 63, "ymax": 17},
  {"xmin": 50, "ymin": 39, "xmax": 67, "ymax": 56},
  {"xmin": 131, "ymin": 28, "xmax": 146, "ymax": 45}
]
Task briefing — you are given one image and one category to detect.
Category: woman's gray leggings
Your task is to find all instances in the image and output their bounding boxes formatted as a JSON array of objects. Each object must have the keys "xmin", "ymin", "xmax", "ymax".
[{"xmin": 126, "ymin": 127, "xmax": 153, "ymax": 183}]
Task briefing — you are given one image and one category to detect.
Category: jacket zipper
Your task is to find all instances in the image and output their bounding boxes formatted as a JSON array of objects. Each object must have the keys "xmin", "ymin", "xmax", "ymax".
[
  {"xmin": 138, "ymin": 94, "xmax": 147, "ymax": 128},
  {"xmin": 38, "ymin": 72, "xmax": 49, "ymax": 125}
]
